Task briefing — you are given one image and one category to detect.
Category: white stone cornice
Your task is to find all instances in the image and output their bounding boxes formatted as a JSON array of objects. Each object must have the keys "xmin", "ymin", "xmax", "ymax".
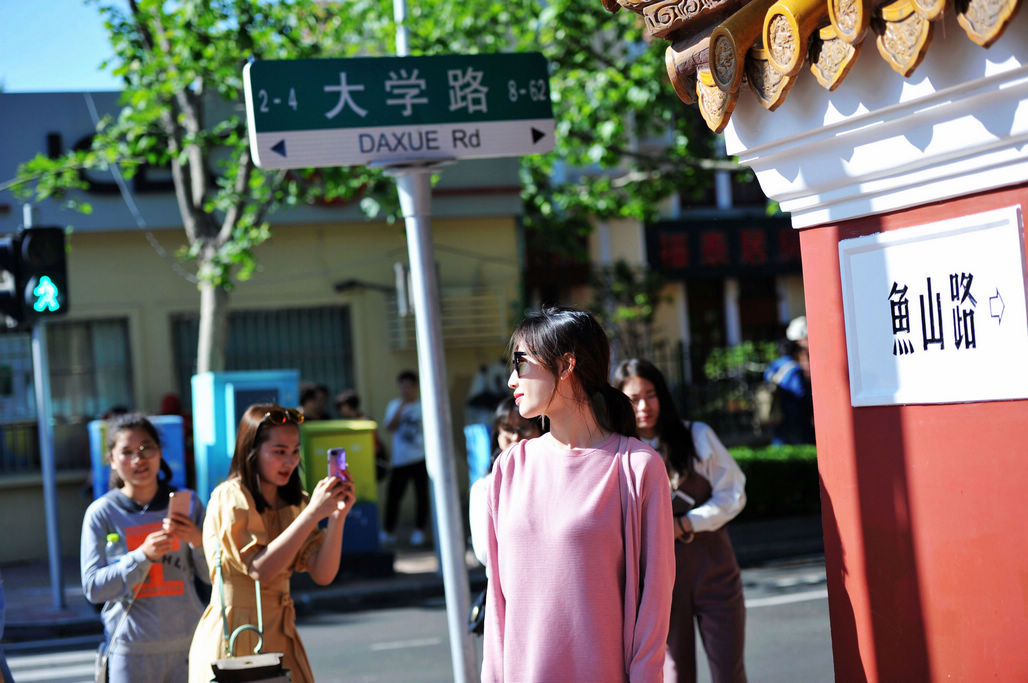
[{"xmin": 724, "ymin": 11, "xmax": 1028, "ymax": 228}]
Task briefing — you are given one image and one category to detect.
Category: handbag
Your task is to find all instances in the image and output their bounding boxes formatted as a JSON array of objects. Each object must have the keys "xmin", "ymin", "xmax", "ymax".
[
  {"xmin": 94, "ymin": 567, "xmax": 148, "ymax": 683},
  {"xmin": 210, "ymin": 547, "xmax": 291, "ymax": 683},
  {"xmin": 467, "ymin": 585, "xmax": 487, "ymax": 635}
]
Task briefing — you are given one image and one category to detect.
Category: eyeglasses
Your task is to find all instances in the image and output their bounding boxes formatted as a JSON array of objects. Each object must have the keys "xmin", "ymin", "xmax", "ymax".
[
  {"xmin": 261, "ymin": 408, "xmax": 305, "ymax": 425},
  {"xmin": 114, "ymin": 443, "xmax": 161, "ymax": 462},
  {"xmin": 498, "ymin": 423, "xmax": 539, "ymax": 439},
  {"xmin": 511, "ymin": 351, "xmax": 531, "ymax": 377}
]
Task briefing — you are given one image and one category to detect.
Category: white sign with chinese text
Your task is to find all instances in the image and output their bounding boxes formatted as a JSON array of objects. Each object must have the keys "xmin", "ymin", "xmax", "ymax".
[{"xmin": 839, "ymin": 205, "xmax": 1028, "ymax": 406}]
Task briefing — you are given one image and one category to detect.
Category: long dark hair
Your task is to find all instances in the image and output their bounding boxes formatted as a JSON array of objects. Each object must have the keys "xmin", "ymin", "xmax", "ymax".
[
  {"xmin": 510, "ymin": 306, "xmax": 637, "ymax": 437},
  {"xmin": 105, "ymin": 412, "xmax": 173, "ymax": 489},
  {"xmin": 613, "ymin": 358, "xmax": 698, "ymax": 476},
  {"xmin": 229, "ymin": 404, "xmax": 304, "ymax": 513}
]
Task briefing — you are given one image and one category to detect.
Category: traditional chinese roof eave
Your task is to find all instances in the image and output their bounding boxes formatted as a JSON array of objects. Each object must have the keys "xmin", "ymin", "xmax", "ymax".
[{"xmin": 604, "ymin": 0, "xmax": 1024, "ymax": 132}]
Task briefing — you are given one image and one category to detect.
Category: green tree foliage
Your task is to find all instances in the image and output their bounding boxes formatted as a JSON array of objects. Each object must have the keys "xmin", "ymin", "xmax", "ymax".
[
  {"xmin": 11, "ymin": 0, "xmax": 731, "ymax": 371},
  {"xmin": 405, "ymin": 0, "xmax": 728, "ymax": 261},
  {"xmin": 590, "ymin": 259, "xmax": 667, "ymax": 360},
  {"xmin": 13, "ymin": 0, "xmax": 398, "ymax": 371}
]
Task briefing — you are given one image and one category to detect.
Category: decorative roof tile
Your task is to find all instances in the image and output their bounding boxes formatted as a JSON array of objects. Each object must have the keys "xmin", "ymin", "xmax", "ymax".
[{"xmin": 605, "ymin": 0, "xmax": 1024, "ymax": 130}]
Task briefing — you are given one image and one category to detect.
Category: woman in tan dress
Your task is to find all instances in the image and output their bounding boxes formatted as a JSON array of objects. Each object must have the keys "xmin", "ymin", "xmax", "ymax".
[{"xmin": 188, "ymin": 404, "xmax": 355, "ymax": 683}]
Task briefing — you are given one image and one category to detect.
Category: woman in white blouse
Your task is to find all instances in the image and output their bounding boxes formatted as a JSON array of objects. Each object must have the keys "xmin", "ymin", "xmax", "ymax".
[{"xmin": 615, "ymin": 358, "xmax": 748, "ymax": 683}]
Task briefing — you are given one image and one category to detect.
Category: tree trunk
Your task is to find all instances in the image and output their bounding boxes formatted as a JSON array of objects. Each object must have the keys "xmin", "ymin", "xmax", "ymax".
[{"xmin": 196, "ymin": 278, "xmax": 229, "ymax": 374}]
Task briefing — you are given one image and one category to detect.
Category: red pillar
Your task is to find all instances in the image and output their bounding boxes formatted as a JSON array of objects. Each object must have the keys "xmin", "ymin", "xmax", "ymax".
[{"xmin": 802, "ymin": 183, "xmax": 1028, "ymax": 681}]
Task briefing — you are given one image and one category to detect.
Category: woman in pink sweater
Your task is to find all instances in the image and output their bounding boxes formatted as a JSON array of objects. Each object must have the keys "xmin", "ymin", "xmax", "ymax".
[{"xmin": 482, "ymin": 306, "xmax": 676, "ymax": 682}]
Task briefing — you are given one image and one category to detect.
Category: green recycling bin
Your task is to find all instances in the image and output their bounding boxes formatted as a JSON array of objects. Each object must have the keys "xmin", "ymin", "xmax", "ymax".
[{"xmin": 300, "ymin": 419, "xmax": 380, "ymax": 553}]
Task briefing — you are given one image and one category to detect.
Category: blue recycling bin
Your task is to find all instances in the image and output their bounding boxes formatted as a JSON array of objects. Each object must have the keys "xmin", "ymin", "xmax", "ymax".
[
  {"xmin": 191, "ymin": 370, "xmax": 300, "ymax": 503},
  {"xmin": 88, "ymin": 415, "xmax": 187, "ymax": 500},
  {"xmin": 465, "ymin": 423, "xmax": 492, "ymax": 486}
]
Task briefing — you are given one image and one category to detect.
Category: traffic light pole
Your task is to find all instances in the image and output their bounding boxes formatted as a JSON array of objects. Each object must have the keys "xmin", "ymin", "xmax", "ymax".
[
  {"xmin": 33, "ymin": 319, "xmax": 64, "ymax": 609},
  {"xmin": 24, "ymin": 205, "xmax": 64, "ymax": 609}
]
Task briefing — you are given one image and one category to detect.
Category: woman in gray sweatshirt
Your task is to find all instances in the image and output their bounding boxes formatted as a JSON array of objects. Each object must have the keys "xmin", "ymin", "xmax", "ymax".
[{"xmin": 80, "ymin": 413, "xmax": 208, "ymax": 682}]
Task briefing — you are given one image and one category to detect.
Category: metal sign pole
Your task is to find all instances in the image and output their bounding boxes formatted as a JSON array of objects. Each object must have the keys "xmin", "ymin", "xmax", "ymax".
[
  {"xmin": 24, "ymin": 204, "xmax": 64, "ymax": 609},
  {"xmin": 390, "ymin": 166, "xmax": 476, "ymax": 683}
]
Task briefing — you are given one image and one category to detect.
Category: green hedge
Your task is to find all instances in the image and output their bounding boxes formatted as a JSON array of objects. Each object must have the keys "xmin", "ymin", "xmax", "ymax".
[{"xmin": 729, "ymin": 445, "xmax": 820, "ymax": 520}]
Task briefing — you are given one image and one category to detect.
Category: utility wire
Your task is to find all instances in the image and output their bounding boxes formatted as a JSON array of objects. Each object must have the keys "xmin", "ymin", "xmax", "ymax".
[{"xmin": 83, "ymin": 92, "xmax": 198, "ymax": 284}]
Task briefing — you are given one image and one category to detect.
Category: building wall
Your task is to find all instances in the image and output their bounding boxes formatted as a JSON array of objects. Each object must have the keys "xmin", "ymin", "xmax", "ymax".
[
  {"xmin": 2, "ymin": 212, "xmax": 519, "ymax": 563},
  {"xmin": 804, "ymin": 183, "xmax": 1028, "ymax": 681}
]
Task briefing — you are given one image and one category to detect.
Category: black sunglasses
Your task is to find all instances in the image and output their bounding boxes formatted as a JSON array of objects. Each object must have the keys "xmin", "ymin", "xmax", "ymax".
[
  {"xmin": 261, "ymin": 408, "xmax": 305, "ymax": 425},
  {"xmin": 511, "ymin": 351, "xmax": 531, "ymax": 377}
]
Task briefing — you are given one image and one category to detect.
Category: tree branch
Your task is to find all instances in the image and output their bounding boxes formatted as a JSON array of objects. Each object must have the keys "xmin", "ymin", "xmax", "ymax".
[{"xmin": 218, "ymin": 150, "xmax": 254, "ymax": 245}]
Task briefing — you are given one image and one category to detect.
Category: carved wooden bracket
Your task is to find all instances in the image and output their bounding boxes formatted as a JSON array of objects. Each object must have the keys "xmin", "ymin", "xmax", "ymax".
[
  {"xmin": 763, "ymin": 0, "xmax": 830, "ymax": 76},
  {"xmin": 603, "ymin": 0, "xmax": 1023, "ymax": 134},
  {"xmin": 874, "ymin": 0, "xmax": 934, "ymax": 76},
  {"xmin": 697, "ymin": 67, "xmax": 739, "ymax": 131},
  {"xmin": 828, "ymin": 0, "xmax": 875, "ymax": 43},
  {"xmin": 809, "ymin": 24, "xmax": 863, "ymax": 89},
  {"xmin": 958, "ymin": 0, "xmax": 1020, "ymax": 46},
  {"xmin": 642, "ymin": 0, "xmax": 751, "ymax": 40},
  {"xmin": 666, "ymin": 29, "xmax": 714, "ymax": 104},
  {"xmin": 711, "ymin": 0, "xmax": 779, "ymax": 92},
  {"xmin": 747, "ymin": 45, "xmax": 798, "ymax": 108},
  {"xmin": 913, "ymin": 0, "xmax": 948, "ymax": 20}
]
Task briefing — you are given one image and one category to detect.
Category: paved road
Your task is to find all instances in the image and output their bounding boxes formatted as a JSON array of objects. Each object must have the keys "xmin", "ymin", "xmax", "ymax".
[{"xmin": 4, "ymin": 557, "xmax": 833, "ymax": 682}]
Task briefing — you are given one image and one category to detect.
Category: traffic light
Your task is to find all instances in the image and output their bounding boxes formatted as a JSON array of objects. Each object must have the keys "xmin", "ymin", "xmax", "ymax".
[{"xmin": 0, "ymin": 227, "xmax": 69, "ymax": 325}]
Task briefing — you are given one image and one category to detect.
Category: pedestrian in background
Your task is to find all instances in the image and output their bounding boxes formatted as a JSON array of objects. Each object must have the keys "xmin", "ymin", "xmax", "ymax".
[
  {"xmin": 298, "ymin": 382, "xmax": 332, "ymax": 420},
  {"xmin": 482, "ymin": 307, "xmax": 675, "ymax": 682},
  {"xmin": 81, "ymin": 413, "xmax": 208, "ymax": 682},
  {"xmin": 188, "ymin": 404, "xmax": 355, "ymax": 683},
  {"xmin": 381, "ymin": 370, "xmax": 428, "ymax": 547},
  {"xmin": 468, "ymin": 395, "xmax": 544, "ymax": 567},
  {"xmin": 615, "ymin": 358, "xmax": 748, "ymax": 683},
  {"xmin": 764, "ymin": 316, "xmax": 815, "ymax": 445}
]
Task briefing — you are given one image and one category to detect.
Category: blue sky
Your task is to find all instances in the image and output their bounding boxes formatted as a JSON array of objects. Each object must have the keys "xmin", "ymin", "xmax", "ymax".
[{"xmin": 0, "ymin": 0, "xmax": 121, "ymax": 92}]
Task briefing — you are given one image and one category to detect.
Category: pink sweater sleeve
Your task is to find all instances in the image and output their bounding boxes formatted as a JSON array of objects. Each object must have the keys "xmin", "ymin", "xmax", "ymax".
[
  {"xmin": 623, "ymin": 441, "xmax": 676, "ymax": 681},
  {"xmin": 481, "ymin": 451, "xmax": 507, "ymax": 682}
]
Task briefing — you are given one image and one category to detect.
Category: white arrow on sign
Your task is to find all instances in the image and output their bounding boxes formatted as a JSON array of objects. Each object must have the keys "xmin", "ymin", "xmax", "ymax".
[
  {"xmin": 990, "ymin": 288, "xmax": 1005, "ymax": 324},
  {"xmin": 251, "ymin": 119, "xmax": 554, "ymax": 170}
]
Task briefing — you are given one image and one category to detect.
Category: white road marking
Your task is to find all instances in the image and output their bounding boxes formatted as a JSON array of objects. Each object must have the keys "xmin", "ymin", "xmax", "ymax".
[
  {"xmin": 369, "ymin": 637, "xmax": 443, "ymax": 651},
  {"xmin": 746, "ymin": 588, "xmax": 829, "ymax": 608}
]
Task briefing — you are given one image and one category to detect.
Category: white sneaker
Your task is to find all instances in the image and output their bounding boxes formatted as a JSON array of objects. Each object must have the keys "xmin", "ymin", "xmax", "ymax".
[
  {"xmin": 409, "ymin": 529, "xmax": 426, "ymax": 547},
  {"xmin": 379, "ymin": 530, "xmax": 396, "ymax": 546}
]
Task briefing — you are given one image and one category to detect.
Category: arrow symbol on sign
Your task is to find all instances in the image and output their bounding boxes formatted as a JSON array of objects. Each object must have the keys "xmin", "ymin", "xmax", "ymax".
[
  {"xmin": 271, "ymin": 140, "xmax": 287, "ymax": 157},
  {"xmin": 531, "ymin": 127, "xmax": 546, "ymax": 144},
  {"xmin": 989, "ymin": 288, "xmax": 1005, "ymax": 324}
]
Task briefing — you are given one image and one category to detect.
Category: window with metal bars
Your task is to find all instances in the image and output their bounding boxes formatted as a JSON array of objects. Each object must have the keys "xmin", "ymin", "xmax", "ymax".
[{"xmin": 171, "ymin": 305, "xmax": 354, "ymax": 408}]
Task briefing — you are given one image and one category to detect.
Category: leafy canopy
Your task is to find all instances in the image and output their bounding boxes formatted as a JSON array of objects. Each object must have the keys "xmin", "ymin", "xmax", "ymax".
[{"xmin": 14, "ymin": 0, "xmax": 719, "ymax": 282}]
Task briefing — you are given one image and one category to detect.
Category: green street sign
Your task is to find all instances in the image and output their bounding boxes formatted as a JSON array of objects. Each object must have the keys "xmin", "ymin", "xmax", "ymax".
[{"xmin": 243, "ymin": 53, "xmax": 555, "ymax": 169}]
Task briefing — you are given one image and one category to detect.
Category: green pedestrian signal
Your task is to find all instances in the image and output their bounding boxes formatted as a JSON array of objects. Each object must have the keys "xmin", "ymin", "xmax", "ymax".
[
  {"xmin": 0, "ymin": 226, "xmax": 68, "ymax": 326},
  {"xmin": 32, "ymin": 275, "xmax": 62, "ymax": 312}
]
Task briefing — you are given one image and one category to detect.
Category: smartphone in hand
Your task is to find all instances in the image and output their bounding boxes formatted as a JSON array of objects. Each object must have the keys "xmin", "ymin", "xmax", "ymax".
[
  {"xmin": 671, "ymin": 489, "xmax": 696, "ymax": 517},
  {"xmin": 328, "ymin": 448, "xmax": 348, "ymax": 481},
  {"xmin": 168, "ymin": 490, "xmax": 192, "ymax": 518}
]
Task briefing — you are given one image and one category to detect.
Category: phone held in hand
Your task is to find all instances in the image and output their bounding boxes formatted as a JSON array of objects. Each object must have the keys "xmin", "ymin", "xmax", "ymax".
[
  {"xmin": 671, "ymin": 489, "xmax": 696, "ymax": 517},
  {"xmin": 168, "ymin": 490, "xmax": 191, "ymax": 518},
  {"xmin": 328, "ymin": 447, "xmax": 347, "ymax": 481}
]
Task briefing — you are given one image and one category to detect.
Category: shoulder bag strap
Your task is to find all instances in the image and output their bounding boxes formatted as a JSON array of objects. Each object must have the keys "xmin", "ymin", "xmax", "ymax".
[{"xmin": 217, "ymin": 546, "xmax": 266, "ymax": 657}]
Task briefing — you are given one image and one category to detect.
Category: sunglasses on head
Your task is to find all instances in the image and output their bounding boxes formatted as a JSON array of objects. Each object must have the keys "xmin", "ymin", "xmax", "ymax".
[
  {"xmin": 260, "ymin": 408, "xmax": 305, "ymax": 425},
  {"xmin": 511, "ymin": 351, "xmax": 531, "ymax": 377}
]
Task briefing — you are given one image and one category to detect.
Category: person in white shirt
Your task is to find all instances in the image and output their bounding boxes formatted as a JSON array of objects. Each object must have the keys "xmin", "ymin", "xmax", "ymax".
[
  {"xmin": 382, "ymin": 370, "xmax": 428, "ymax": 547},
  {"xmin": 615, "ymin": 358, "xmax": 748, "ymax": 683}
]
